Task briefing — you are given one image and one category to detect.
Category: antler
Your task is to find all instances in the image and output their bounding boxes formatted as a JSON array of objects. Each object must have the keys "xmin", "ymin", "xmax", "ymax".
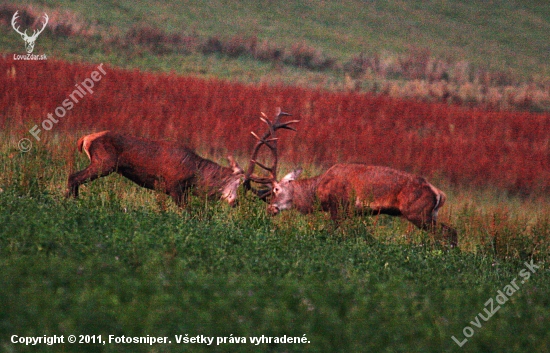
[
  {"xmin": 11, "ymin": 11, "xmax": 26, "ymax": 37},
  {"xmin": 11, "ymin": 12, "xmax": 48, "ymax": 39},
  {"xmin": 244, "ymin": 107, "xmax": 299, "ymax": 195},
  {"xmin": 32, "ymin": 13, "xmax": 49, "ymax": 39}
]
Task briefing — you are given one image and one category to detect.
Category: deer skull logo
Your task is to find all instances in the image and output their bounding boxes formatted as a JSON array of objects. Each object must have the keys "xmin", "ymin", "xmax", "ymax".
[{"xmin": 11, "ymin": 11, "xmax": 49, "ymax": 54}]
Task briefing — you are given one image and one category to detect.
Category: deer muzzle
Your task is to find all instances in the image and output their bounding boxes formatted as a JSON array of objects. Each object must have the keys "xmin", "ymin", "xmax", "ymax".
[{"xmin": 267, "ymin": 205, "xmax": 280, "ymax": 216}]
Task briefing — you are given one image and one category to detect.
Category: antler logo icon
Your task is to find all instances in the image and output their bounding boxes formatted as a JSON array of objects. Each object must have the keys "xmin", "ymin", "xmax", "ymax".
[{"xmin": 11, "ymin": 11, "xmax": 49, "ymax": 54}]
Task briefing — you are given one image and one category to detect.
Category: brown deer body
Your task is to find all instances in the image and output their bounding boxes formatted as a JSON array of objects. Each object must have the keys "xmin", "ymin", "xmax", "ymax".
[
  {"xmin": 66, "ymin": 131, "xmax": 244, "ymax": 206},
  {"xmin": 267, "ymin": 164, "xmax": 458, "ymax": 247}
]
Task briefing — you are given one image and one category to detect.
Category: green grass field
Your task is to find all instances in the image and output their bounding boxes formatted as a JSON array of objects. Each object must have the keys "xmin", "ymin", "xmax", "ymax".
[
  {"xmin": 2, "ymin": 1, "xmax": 550, "ymax": 352},
  {"xmin": 1, "ymin": 137, "xmax": 549, "ymax": 352}
]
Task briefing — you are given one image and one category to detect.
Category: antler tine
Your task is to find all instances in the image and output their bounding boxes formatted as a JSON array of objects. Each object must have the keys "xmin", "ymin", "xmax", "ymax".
[
  {"xmin": 250, "ymin": 131, "xmax": 262, "ymax": 141},
  {"xmin": 275, "ymin": 119, "xmax": 300, "ymax": 131},
  {"xmin": 254, "ymin": 160, "xmax": 273, "ymax": 173},
  {"xmin": 272, "ymin": 109, "xmax": 297, "ymax": 132},
  {"xmin": 11, "ymin": 11, "xmax": 24, "ymax": 36},
  {"xmin": 250, "ymin": 131, "xmax": 278, "ymax": 144},
  {"xmin": 274, "ymin": 107, "xmax": 291, "ymax": 120},
  {"xmin": 33, "ymin": 13, "xmax": 49, "ymax": 37}
]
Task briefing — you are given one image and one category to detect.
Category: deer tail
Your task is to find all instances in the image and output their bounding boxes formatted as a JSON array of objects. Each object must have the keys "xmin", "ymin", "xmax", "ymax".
[{"xmin": 77, "ymin": 136, "xmax": 86, "ymax": 154}]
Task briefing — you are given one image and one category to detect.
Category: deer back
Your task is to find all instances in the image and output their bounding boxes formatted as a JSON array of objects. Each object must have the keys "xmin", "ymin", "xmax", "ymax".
[
  {"xmin": 80, "ymin": 131, "xmax": 238, "ymax": 193},
  {"xmin": 316, "ymin": 163, "xmax": 441, "ymax": 214}
]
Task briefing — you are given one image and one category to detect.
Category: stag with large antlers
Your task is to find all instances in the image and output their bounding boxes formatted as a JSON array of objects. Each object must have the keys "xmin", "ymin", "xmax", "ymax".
[
  {"xmin": 258, "ymin": 149, "xmax": 458, "ymax": 246},
  {"xmin": 11, "ymin": 11, "xmax": 49, "ymax": 54}
]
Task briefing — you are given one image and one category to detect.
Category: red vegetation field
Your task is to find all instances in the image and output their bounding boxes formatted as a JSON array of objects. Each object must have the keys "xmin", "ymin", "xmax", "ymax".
[{"xmin": 2, "ymin": 57, "xmax": 550, "ymax": 195}]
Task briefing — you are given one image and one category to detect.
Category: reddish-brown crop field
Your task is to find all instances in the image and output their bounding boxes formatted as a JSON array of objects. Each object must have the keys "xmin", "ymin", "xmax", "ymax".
[{"xmin": 2, "ymin": 57, "xmax": 550, "ymax": 195}]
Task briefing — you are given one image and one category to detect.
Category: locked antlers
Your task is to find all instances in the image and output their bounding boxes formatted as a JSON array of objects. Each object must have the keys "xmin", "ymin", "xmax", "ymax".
[{"xmin": 244, "ymin": 107, "xmax": 299, "ymax": 197}]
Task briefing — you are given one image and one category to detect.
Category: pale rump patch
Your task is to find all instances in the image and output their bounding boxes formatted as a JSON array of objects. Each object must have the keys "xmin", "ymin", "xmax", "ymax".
[{"xmin": 81, "ymin": 131, "xmax": 110, "ymax": 161}]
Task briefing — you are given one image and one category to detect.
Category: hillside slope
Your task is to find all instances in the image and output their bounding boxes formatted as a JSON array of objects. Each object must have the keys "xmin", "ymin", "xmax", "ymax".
[{"xmin": 3, "ymin": 0, "xmax": 549, "ymax": 79}]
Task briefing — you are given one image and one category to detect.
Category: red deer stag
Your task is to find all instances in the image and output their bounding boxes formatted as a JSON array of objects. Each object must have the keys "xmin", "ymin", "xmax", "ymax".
[
  {"xmin": 252, "ymin": 159, "xmax": 458, "ymax": 247},
  {"xmin": 66, "ymin": 109, "xmax": 297, "ymax": 207},
  {"xmin": 66, "ymin": 131, "xmax": 245, "ymax": 206}
]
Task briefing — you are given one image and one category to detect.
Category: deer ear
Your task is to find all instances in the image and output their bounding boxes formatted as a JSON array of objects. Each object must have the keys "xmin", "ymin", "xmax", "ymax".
[
  {"xmin": 281, "ymin": 168, "xmax": 302, "ymax": 182},
  {"xmin": 227, "ymin": 155, "xmax": 244, "ymax": 174}
]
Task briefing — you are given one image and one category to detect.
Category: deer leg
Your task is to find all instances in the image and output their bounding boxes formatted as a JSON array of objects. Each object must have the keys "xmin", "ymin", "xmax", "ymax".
[
  {"xmin": 404, "ymin": 214, "xmax": 433, "ymax": 232},
  {"xmin": 439, "ymin": 222, "xmax": 458, "ymax": 248},
  {"xmin": 66, "ymin": 162, "xmax": 115, "ymax": 198},
  {"xmin": 168, "ymin": 188, "xmax": 188, "ymax": 208},
  {"xmin": 404, "ymin": 215, "xmax": 457, "ymax": 248},
  {"xmin": 169, "ymin": 191, "xmax": 185, "ymax": 208},
  {"xmin": 328, "ymin": 202, "xmax": 340, "ymax": 221},
  {"xmin": 322, "ymin": 196, "xmax": 341, "ymax": 222}
]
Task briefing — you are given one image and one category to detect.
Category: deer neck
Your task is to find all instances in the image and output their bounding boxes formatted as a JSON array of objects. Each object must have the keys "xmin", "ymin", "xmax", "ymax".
[
  {"xmin": 292, "ymin": 176, "xmax": 321, "ymax": 214},
  {"xmin": 196, "ymin": 159, "xmax": 237, "ymax": 194}
]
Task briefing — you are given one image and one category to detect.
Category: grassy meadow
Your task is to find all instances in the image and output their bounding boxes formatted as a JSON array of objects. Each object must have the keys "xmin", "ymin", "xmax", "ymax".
[
  {"xmin": 3, "ymin": 194, "xmax": 546, "ymax": 353},
  {"xmin": 1, "ymin": 134, "xmax": 549, "ymax": 352},
  {"xmin": 1, "ymin": 0, "xmax": 550, "ymax": 352}
]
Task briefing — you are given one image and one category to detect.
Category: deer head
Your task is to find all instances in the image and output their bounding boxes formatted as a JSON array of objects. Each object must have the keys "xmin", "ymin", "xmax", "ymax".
[
  {"xmin": 222, "ymin": 155, "xmax": 245, "ymax": 206},
  {"xmin": 267, "ymin": 169, "xmax": 303, "ymax": 215},
  {"xmin": 12, "ymin": 11, "xmax": 49, "ymax": 54}
]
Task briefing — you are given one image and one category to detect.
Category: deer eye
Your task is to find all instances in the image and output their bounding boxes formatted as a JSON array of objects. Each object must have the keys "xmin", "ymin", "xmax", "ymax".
[{"xmin": 273, "ymin": 187, "xmax": 280, "ymax": 194}]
